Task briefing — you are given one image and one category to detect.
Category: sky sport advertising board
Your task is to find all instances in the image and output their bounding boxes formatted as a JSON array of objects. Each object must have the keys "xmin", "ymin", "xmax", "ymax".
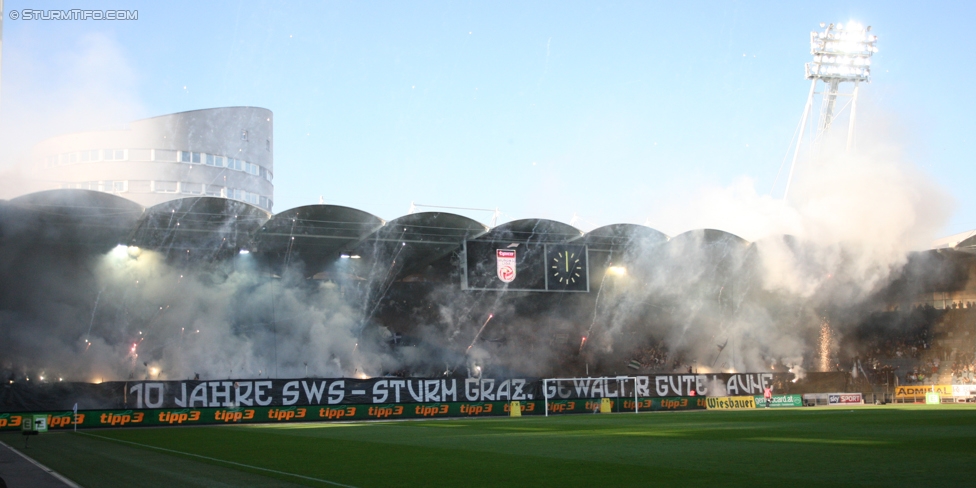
[{"xmin": 828, "ymin": 393, "xmax": 863, "ymax": 405}]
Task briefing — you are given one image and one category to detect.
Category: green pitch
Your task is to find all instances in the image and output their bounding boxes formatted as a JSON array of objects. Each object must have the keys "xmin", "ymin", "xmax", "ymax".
[{"xmin": 2, "ymin": 405, "xmax": 975, "ymax": 487}]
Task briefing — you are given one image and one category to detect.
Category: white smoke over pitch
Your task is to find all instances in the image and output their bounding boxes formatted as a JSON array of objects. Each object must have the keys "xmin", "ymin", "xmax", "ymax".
[{"xmin": 0, "ymin": 27, "xmax": 955, "ymax": 382}]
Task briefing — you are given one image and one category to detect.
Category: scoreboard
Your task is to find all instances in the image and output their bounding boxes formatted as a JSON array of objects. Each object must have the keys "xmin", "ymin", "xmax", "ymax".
[{"xmin": 461, "ymin": 240, "xmax": 589, "ymax": 292}]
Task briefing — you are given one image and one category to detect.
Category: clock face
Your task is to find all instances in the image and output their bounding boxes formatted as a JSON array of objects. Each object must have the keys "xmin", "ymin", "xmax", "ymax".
[{"xmin": 546, "ymin": 245, "xmax": 588, "ymax": 291}]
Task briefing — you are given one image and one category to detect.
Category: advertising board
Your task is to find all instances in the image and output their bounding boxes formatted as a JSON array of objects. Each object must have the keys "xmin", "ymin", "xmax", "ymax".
[
  {"xmin": 827, "ymin": 393, "xmax": 862, "ymax": 405},
  {"xmin": 893, "ymin": 385, "xmax": 951, "ymax": 398},
  {"xmin": 705, "ymin": 396, "xmax": 757, "ymax": 409},
  {"xmin": 753, "ymin": 394, "xmax": 802, "ymax": 408},
  {"xmin": 0, "ymin": 396, "xmax": 707, "ymax": 431},
  {"xmin": 951, "ymin": 385, "xmax": 976, "ymax": 398}
]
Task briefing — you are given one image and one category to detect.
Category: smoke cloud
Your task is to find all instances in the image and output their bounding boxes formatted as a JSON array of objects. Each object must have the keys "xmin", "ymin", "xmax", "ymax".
[{"xmin": 0, "ymin": 26, "xmax": 955, "ymax": 383}]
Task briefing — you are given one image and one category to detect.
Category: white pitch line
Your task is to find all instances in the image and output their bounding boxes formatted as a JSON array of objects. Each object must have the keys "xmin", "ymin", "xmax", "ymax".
[
  {"xmin": 0, "ymin": 439, "xmax": 83, "ymax": 488},
  {"xmin": 76, "ymin": 432, "xmax": 357, "ymax": 488}
]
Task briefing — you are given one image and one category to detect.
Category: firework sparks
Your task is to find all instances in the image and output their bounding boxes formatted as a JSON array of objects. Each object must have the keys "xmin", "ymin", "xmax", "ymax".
[
  {"xmin": 466, "ymin": 314, "xmax": 494, "ymax": 353},
  {"xmin": 819, "ymin": 319, "xmax": 834, "ymax": 372}
]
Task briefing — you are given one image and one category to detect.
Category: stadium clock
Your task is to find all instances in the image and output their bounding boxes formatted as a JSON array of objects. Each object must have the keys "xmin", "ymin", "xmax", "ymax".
[{"xmin": 545, "ymin": 245, "xmax": 588, "ymax": 291}]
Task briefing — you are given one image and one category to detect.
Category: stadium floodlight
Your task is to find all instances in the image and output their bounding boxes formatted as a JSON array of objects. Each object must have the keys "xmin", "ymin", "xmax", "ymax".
[
  {"xmin": 805, "ymin": 22, "xmax": 877, "ymax": 84},
  {"xmin": 784, "ymin": 22, "xmax": 877, "ymax": 200},
  {"xmin": 606, "ymin": 266, "xmax": 627, "ymax": 276}
]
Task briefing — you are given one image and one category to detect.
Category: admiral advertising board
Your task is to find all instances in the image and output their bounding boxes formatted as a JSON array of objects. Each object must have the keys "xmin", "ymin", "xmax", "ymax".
[{"xmin": 894, "ymin": 385, "xmax": 952, "ymax": 399}]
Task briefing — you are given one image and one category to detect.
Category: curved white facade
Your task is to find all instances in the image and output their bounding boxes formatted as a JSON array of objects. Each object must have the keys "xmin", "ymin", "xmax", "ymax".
[{"xmin": 28, "ymin": 107, "xmax": 274, "ymax": 211}]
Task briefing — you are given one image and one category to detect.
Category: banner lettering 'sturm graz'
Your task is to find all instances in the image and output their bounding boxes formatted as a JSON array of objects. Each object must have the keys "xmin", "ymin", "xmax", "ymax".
[{"xmin": 1, "ymin": 373, "xmax": 786, "ymax": 412}]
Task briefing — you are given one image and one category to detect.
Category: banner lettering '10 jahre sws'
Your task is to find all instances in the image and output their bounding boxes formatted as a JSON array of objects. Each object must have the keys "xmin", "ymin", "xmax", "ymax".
[{"xmin": 1, "ymin": 374, "xmax": 786, "ymax": 412}]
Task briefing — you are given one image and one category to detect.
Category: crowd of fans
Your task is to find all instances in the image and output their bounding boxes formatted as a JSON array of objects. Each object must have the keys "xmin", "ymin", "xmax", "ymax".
[
  {"xmin": 950, "ymin": 361, "xmax": 976, "ymax": 384},
  {"xmin": 903, "ymin": 359, "xmax": 942, "ymax": 385},
  {"xmin": 630, "ymin": 341, "xmax": 671, "ymax": 371}
]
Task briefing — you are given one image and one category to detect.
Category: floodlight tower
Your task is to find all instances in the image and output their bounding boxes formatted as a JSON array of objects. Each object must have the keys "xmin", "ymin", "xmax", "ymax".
[{"xmin": 783, "ymin": 22, "xmax": 878, "ymax": 199}]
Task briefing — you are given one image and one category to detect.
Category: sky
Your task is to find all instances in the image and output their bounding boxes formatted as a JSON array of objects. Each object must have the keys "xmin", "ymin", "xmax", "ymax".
[{"xmin": 1, "ymin": 0, "xmax": 973, "ymax": 238}]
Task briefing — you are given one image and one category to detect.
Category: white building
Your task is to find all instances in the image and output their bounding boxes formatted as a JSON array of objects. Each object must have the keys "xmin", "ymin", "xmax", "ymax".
[{"xmin": 28, "ymin": 107, "xmax": 274, "ymax": 211}]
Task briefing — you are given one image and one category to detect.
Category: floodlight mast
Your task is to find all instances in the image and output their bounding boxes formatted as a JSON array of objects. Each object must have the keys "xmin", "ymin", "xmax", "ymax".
[{"xmin": 783, "ymin": 22, "xmax": 878, "ymax": 200}]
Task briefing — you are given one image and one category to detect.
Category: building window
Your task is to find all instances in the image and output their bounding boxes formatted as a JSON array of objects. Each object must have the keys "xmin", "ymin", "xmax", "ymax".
[
  {"xmin": 191, "ymin": 152, "xmax": 201, "ymax": 163},
  {"xmin": 154, "ymin": 149, "xmax": 178, "ymax": 161},
  {"xmin": 154, "ymin": 181, "xmax": 178, "ymax": 193},
  {"xmin": 180, "ymin": 151, "xmax": 190, "ymax": 163},
  {"xmin": 266, "ymin": 139, "xmax": 271, "ymax": 151},
  {"xmin": 129, "ymin": 149, "xmax": 151, "ymax": 160},
  {"xmin": 206, "ymin": 154, "xmax": 225, "ymax": 167},
  {"xmin": 129, "ymin": 180, "xmax": 152, "ymax": 193},
  {"xmin": 102, "ymin": 149, "xmax": 124, "ymax": 161},
  {"xmin": 113, "ymin": 181, "xmax": 127, "ymax": 192},
  {"xmin": 205, "ymin": 185, "xmax": 223, "ymax": 197},
  {"xmin": 181, "ymin": 182, "xmax": 203, "ymax": 194}
]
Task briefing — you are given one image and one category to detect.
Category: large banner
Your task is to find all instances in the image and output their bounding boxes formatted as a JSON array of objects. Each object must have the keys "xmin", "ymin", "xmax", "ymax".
[{"xmin": 0, "ymin": 373, "xmax": 788, "ymax": 412}]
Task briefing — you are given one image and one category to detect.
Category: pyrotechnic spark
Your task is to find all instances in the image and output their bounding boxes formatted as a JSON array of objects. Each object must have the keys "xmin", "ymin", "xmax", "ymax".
[
  {"xmin": 84, "ymin": 288, "xmax": 105, "ymax": 345},
  {"xmin": 466, "ymin": 314, "xmax": 494, "ymax": 352},
  {"xmin": 819, "ymin": 319, "xmax": 834, "ymax": 372}
]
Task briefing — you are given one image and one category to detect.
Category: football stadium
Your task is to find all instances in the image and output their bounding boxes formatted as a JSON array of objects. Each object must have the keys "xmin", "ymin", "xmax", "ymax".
[{"xmin": 2, "ymin": 13, "xmax": 976, "ymax": 488}]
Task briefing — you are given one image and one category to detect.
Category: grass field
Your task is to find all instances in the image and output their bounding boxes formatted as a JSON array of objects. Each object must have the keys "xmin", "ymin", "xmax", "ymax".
[{"xmin": 2, "ymin": 405, "xmax": 975, "ymax": 487}]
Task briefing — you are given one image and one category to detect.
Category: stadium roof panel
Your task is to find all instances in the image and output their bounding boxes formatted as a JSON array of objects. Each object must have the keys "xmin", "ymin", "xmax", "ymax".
[
  {"xmin": 668, "ymin": 228, "xmax": 751, "ymax": 248},
  {"xmin": 477, "ymin": 219, "xmax": 583, "ymax": 244},
  {"xmin": 953, "ymin": 235, "xmax": 976, "ymax": 254},
  {"xmin": 3, "ymin": 189, "xmax": 144, "ymax": 251},
  {"xmin": 128, "ymin": 197, "xmax": 269, "ymax": 256},
  {"xmin": 252, "ymin": 204, "xmax": 384, "ymax": 262},
  {"xmin": 352, "ymin": 212, "xmax": 489, "ymax": 280},
  {"xmin": 583, "ymin": 224, "xmax": 669, "ymax": 253}
]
